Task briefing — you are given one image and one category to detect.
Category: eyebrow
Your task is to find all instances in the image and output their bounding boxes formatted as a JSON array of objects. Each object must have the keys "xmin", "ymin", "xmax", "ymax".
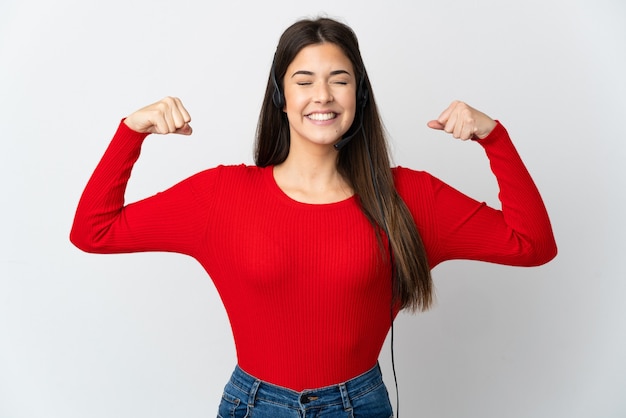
[{"xmin": 290, "ymin": 70, "xmax": 352, "ymax": 78}]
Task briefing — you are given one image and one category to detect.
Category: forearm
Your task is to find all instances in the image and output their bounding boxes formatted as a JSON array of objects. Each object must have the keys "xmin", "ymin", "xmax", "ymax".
[
  {"xmin": 70, "ymin": 121, "xmax": 148, "ymax": 253},
  {"xmin": 474, "ymin": 122, "xmax": 557, "ymax": 265}
]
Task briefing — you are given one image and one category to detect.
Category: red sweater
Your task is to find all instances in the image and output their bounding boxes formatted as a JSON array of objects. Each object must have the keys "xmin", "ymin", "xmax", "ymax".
[{"xmin": 70, "ymin": 121, "xmax": 556, "ymax": 390}]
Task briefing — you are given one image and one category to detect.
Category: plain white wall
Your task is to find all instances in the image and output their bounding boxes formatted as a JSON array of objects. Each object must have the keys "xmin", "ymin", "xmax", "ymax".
[{"xmin": 1, "ymin": 0, "xmax": 624, "ymax": 417}]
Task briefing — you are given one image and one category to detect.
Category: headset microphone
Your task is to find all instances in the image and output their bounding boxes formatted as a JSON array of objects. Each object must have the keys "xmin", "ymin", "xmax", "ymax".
[{"xmin": 333, "ymin": 114, "xmax": 363, "ymax": 151}]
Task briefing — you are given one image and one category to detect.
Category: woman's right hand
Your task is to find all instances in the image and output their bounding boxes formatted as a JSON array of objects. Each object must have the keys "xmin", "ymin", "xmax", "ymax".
[{"xmin": 123, "ymin": 96, "xmax": 192, "ymax": 135}]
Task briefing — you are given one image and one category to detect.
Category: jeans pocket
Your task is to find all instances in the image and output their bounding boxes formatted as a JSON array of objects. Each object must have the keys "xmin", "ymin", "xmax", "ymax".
[
  {"xmin": 218, "ymin": 389, "xmax": 248, "ymax": 418},
  {"xmin": 350, "ymin": 381, "xmax": 394, "ymax": 417}
]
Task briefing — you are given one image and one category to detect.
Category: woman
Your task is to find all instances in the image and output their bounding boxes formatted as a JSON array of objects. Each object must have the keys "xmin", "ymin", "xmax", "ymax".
[{"xmin": 71, "ymin": 17, "xmax": 556, "ymax": 418}]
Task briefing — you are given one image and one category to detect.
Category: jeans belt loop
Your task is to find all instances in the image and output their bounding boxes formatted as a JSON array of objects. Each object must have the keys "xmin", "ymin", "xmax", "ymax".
[
  {"xmin": 339, "ymin": 383, "xmax": 352, "ymax": 411},
  {"xmin": 247, "ymin": 379, "xmax": 261, "ymax": 408}
]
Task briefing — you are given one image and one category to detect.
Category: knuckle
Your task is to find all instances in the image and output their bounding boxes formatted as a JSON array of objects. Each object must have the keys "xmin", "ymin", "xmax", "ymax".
[
  {"xmin": 160, "ymin": 96, "xmax": 176, "ymax": 108},
  {"xmin": 154, "ymin": 102, "xmax": 168, "ymax": 113}
]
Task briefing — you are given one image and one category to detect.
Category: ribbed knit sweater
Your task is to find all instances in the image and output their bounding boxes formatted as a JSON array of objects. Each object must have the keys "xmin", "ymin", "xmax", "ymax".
[{"xmin": 70, "ymin": 120, "xmax": 556, "ymax": 391}]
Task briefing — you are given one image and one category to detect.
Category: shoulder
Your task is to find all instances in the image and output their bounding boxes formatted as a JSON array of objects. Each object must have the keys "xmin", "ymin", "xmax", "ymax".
[
  {"xmin": 191, "ymin": 164, "xmax": 264, "ymax": 181},
  {"xmin": 186, "ymin": 164, "xmax": 268, "ymax": 192},
  {"xmin": 392, "ymin": 166, "xmax": 437, "ymax": 190},
  {"xmin": 391, "ymin": 166, "xmax": 442, "ymax": 210}
]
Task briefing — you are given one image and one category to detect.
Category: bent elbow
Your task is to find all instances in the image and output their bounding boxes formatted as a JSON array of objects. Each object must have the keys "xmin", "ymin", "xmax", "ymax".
[
  {"xmin": 69, "ymin": 228, "xmax": 96, "ymax": 253},
  {"xmin": 69, "ymin": 223, "xmax": 108, "ymax": 254},
  {"xmin": 524, "ymin": 234, "xmax": 558, "ymax": 267},
  {"xmin": 535, "ymin": 243, "xmax": 558, "ymax": 266}
]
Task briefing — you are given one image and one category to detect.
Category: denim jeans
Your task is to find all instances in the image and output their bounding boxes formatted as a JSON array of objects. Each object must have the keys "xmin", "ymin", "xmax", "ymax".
[{"xmin": 217, "ymin": 363, "xmax": 394, "ymax": 418}]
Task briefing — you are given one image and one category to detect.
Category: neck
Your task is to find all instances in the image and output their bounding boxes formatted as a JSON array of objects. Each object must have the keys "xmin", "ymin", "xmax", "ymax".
[{"xmin": 273, "ymin": 147, "xmax": 352, "ymax": 204}]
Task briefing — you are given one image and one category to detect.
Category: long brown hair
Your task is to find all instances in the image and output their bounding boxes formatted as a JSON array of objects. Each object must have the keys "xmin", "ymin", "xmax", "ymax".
[{"xmin": 255, "ymin": 17, "xmax": 433, "ymax": 311}]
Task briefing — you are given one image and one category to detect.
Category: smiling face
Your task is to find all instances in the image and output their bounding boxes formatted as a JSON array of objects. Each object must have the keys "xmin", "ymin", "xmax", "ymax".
[{"xmin": 282, "ymin": 43, "xmax": 357, "ymax": 150}]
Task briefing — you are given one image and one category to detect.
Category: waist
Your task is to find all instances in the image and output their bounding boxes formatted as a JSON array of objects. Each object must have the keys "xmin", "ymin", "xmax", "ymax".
[{"xmin": 228, "ymin": 362, "xmax": 385, "ymax": 408}]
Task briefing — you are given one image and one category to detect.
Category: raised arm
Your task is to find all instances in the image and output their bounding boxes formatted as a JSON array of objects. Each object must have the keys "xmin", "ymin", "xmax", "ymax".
[
  {"xmin": 70, "ymin": 97, "xmax": 211, "ymax": 256},
  {"xmin": 396, "ymin": 101, "xmax": 557, "ymax": 268}
]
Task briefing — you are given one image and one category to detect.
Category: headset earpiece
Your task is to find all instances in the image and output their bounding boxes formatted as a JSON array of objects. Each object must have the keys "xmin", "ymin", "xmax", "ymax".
[
  {"xmin": 271, "ymin": 60, "xmax": 285, "ymax": 109},
  {"xmin": 357, "ymin": 75, "xmax": 369, "ymax": 110}
]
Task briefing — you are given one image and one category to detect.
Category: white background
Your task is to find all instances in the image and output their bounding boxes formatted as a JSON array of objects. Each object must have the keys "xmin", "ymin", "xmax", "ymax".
[{"xmin": 1, "ymin": 1, "xmax": 624, "ymax": 417}]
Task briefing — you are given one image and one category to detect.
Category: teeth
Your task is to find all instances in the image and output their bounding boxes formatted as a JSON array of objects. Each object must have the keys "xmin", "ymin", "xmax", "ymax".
[{"xmin": 308, "ymin": 112, "xmax": 336, "ymax": 121}]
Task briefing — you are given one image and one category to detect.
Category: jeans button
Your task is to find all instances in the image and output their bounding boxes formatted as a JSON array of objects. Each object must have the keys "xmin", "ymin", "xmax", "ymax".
[{"xmin": 300, "ymin": 394, "xmax": 319, "ymax": 404}]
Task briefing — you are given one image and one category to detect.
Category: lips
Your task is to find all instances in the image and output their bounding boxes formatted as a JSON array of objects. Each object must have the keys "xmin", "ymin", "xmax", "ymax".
[{"xmin": 306, "ymin": 112, "xmax": 337, "ymax": 121}]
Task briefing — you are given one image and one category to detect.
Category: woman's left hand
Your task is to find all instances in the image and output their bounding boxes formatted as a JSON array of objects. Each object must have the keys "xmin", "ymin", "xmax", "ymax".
[{"xmin": 427, "ymin": 100, "xmax": 497, "ymax": 140}]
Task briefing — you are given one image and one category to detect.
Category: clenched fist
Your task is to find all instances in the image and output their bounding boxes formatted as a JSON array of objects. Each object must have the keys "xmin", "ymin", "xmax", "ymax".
[
  {"xmin": 124, "ymin": 96, "xmax": 192, "ymax": 135},
  {"xmin": 427, "ymin": 100, "xmax": 496, "ymax": 140}
]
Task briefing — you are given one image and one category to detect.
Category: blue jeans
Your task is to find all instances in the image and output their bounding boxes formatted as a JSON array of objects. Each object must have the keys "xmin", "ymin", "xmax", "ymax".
[{"xmin": 217, "ymin": 363, "xmax": 394, "ymax": 417}]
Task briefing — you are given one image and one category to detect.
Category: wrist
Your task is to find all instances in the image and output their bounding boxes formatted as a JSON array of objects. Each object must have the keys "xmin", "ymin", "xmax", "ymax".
[{"xmin": 475, "ymin": 119, "xmax": 497, "ymax": 140}]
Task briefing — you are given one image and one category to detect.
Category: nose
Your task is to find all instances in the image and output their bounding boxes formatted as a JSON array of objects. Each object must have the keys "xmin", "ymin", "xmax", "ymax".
[{"xmin": 313, "ymin": 83, "xmax": 333, "ymax": 104}]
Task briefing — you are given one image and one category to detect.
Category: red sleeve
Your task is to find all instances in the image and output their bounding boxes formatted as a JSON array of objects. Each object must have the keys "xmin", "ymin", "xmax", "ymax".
[
  {"xmin": 395, "ymin": 122, "xmax": 557, "ymax": 268},
  {"xmin": 69, "ymin": 121, "xmax": 215, "ymax": 257}
]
